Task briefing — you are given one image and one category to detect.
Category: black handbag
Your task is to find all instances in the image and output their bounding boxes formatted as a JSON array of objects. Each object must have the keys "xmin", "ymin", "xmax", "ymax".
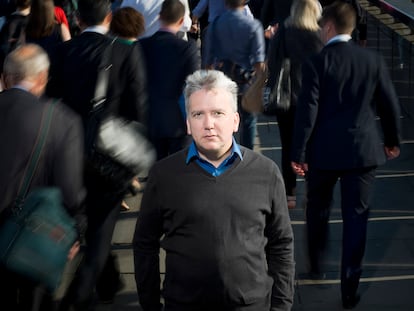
[
  {"xmin": 85, "ymin": 38, "xmax": 155, "ymax": 188},
  {"xmin": 0, "ymin": 100, "xmax": 77, "ymax": 291},
  {"xmin": 263, "ymin": 26, "xmax": 291, "ymax": 115}
]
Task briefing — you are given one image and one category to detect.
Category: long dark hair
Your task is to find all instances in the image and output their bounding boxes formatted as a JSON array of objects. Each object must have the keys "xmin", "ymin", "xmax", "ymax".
[{"xmin": 26, "ymin": 0, "xmax": 56, "ymax": 39}]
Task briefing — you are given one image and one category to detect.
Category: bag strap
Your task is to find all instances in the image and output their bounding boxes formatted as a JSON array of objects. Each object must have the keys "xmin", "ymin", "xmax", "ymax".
[
  {"xmin": 14, "ymin": 100, "xmax": 57, "ymax": 212},
  {"xmin": 90, "ymin": 37, "xmax": 116, "ymax": 114}
]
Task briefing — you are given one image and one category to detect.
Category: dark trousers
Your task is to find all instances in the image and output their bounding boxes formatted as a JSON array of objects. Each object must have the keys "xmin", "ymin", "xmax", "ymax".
[
  {"xmin": 164, "ymin": 293, "xmax": 270, "ymax": 311},
  {"xmin": 61, "ymin": 175, "xmax": 124, "ymax": 310},
  {"xmin": 305, "ymin": 166, "xmax": 376, "ymax": 298},
  {"xmin": 276, "ymin": 106, "xmax": 297, "ymax": 196},
  {"xmin": 1, "ymin": 264, "xmax": 57, "ymax": 311}
]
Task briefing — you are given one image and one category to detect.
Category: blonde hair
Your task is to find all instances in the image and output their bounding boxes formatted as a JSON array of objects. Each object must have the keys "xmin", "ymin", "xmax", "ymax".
[{"xmin": 285, "ymin": 0, "xmax": 322, "ymax": 31}]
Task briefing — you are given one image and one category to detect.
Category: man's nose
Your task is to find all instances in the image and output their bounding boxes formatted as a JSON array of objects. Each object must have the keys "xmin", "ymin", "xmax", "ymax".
[{"xmin": 203, "ymin": 115, "xmax": 214, "ymax": 129}]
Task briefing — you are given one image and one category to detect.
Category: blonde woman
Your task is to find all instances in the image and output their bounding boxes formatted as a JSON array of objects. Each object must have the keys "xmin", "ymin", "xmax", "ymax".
[{"xmin": 266, "ymin": 0, "xmax": 323, "ymax": 208}]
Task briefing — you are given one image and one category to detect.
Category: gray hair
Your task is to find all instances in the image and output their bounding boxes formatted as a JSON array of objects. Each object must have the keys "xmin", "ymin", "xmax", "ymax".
[
  {"xmin": 184, "ymin": 70, "xmax": 239, "ymax": 113},
  {"xmin": 3, "ymin": 44, "xmax": 50, "ymax": 84}
]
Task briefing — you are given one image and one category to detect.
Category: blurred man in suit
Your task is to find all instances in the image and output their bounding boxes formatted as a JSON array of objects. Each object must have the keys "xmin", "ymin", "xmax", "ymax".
[
  {"xmin": 47, "ymin": 0, "xmax": 147, "ymax": 309},
  {"xmin": 291, "ymin": 2, "xmax": 401, "ymax": 309},
  {"xmin": 140, "ymin": 0, "xmax": 199, "ymax": 160},
  {"xmin": 0, "ymin": 44, "xmax": 86, "ymax": 311}
]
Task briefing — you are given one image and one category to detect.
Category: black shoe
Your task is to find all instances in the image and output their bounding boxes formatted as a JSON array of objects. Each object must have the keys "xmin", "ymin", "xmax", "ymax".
[{"xmin": 342, "ymin": 294, "xmax": 360, "ymax": 309}]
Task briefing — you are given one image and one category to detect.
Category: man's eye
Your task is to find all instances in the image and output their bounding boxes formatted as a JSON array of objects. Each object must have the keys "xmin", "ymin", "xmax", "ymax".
[
  {"xmin": 192, "ymin": 112, "xmax": 202, "ymax": 118},
  {"xmin": 213, "ymin": 111, "xmax": 224, "ymax": 116}
]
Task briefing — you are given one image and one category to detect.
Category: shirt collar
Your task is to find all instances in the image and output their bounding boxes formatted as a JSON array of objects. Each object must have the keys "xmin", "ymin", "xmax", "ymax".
[
  {"xmin": 82, "ymin": 25, "xmax": 109, "ymax": 35},
  {"xmin": 12, "ymin": 81, "xmax": 34, "ymax": 92},
  {"xmin": 326, "ymin": 34, "xmax": 352, "ymax": 46},
  {"xmin": 186, "ymin": 137, "xmax": 243, "ymax": 164}
]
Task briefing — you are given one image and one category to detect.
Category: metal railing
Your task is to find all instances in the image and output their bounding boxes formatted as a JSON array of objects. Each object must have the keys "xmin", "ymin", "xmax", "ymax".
[{"xmin": 363, "ymin": 0, "xmax": 414, "ymax": 139}]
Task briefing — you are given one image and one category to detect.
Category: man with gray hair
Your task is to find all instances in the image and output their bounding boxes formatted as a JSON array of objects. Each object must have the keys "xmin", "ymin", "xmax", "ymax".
[
  {"xmin": 0, "ymin": 43, "xmax": 85, "ymax": 311},
  {"xmin": 133, "ymin": 70, "xmax": 294, "ymax": 311}
]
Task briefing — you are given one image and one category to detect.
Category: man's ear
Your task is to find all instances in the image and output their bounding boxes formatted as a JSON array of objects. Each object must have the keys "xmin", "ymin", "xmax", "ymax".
[
  {"xmin": 186, "ymin": 118, "xmax": 192, "ymax": 135},
  {"xmin": 177, "ymin": 16, "xmax": 184, "ymax": 27},
  {"xmin": 32, "ymin": 70, "xmax": 49, "ymax": 96},
  {"xmin": 103, "ymin": 11, "xmax": 112, "ymax": 27}
]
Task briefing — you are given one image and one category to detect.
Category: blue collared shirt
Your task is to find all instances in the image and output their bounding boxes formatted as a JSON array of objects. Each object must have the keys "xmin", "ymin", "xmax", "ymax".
[
  {"xmin": 205, "ymin": 9, "xmax": 265, "ymax": 71},
  {"xmin": 186, "ymin": 138, "xmax": 243, "ymax": 176}
]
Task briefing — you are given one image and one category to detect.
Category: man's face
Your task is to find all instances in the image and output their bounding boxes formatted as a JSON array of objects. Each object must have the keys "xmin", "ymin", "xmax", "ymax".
[{"xmin": 186, "ymin": 88, "xmax": 240, "ymax": 162}]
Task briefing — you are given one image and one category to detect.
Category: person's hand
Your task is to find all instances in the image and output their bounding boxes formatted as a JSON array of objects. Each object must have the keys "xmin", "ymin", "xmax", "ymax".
[
  {"xmin": 291, "ymin": 161, "xmax": 308, "ymax": 176},
  {"xmin": 190, "ymin": 16, "xmax": 199, "ymax": 33},
  {"xmin": 67, "ymin": 241, "xmax": 80, "ymax": 261},
  {"xmin": 384, "ymin": 146, "xmax": 400, "ymax": 160},
  {"xmin": 264, "ymin": 24, "xmax": 278, "ymax": 39}
]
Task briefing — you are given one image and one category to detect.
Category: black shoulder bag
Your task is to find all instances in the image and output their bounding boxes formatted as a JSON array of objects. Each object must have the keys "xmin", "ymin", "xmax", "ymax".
[{"xmin": 85, "ymin": 38, "xmax": 155, "ymax": 189}]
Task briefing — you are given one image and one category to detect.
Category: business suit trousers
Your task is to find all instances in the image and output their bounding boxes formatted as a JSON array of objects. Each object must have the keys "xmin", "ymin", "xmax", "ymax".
[{"xmin": 305, "ymin": 166, "xmax": 376, "ymax": 299}]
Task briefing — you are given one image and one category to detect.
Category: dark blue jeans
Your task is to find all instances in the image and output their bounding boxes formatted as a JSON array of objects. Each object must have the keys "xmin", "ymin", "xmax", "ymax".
[{"xmin": 237, "ymin": 90, "xmax": 257, "ymax": 150}]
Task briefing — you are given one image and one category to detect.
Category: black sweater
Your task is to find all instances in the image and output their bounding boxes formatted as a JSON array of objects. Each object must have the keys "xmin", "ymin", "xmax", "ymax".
[{"xmin": 134, "ymin": 147, "xmax": 294, "ymax": 311}]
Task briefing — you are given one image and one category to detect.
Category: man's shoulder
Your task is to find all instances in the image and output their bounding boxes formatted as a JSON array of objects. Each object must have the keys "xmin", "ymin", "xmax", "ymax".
[
  {"xmin": 39, "ymin": 97, "xmax": 81, "ymax": 126},
  {"xmin": 240, "ymin": 147, "xmax": 278, "ymax": 170},
  {"xmin": 0, "ymin": 88, "xmax": 37, "ymax": 104},
  {"xmin": 321, "ymin": 41, "xmax": 382, "ymax": 68},
  {"xmin": 150, "ymin": 149, "xmax": 188, "ymax": 175},
  {"xmin": 141, "ymin": 31, "xmax": 197, "ymax": 56}
]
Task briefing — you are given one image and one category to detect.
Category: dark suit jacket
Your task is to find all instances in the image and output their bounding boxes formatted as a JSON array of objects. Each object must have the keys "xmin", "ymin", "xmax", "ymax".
[
  {"xmin": 0, "ymin": 88, "xmax": 86, "ymax": 233},
  {"xmin": 292, "ymin": 40, "xmax": 401, "ymax": 170},
  {"xmin": 47, "ymin": 31, "xmax": 147, "ymax": 126},
  {"xmin": 139, "ymin": 31, "xmax": 199, "ymax": 139},
  {"xmin": 260, "ymin": 0, "xmax": 293, "ymax": 27}
]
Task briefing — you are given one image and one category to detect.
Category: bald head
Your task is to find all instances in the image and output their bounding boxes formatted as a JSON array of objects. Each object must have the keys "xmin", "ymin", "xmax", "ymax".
[{"xmin": 3, "ymin": 44, "xmax": 50, "ymax": 96}]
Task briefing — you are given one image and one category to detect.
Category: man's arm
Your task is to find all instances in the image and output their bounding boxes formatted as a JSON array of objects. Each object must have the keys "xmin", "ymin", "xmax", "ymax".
[
  {"xmin": 250, "ymin": 20, "xmax": 266, "ymax": 70},
  {"xmin": 120, "ymin": 42, "xmax": 148, "ymax": 125},
  {"xmin": 265, "ymin": 165, "xmax": 295, "ymax": 311},
  {"xmin": 133, "ymin": 169, "xmax": 163, "ymax": 311},
  {"xmin": 52, "ymin": 104, "xmax": 87, "ymax": 241},
  {"xmin": 375, "ymin": 55, "xmax": 401, "ymax": 152},
  {"xmin": 291, "ymin": 58, "xmax": 320, "ymax": 164}
]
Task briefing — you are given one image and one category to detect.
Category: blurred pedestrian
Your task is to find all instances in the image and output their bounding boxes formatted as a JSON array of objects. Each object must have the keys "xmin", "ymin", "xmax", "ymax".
[
  {"xmin": 139, "ymin": 0, "xmax": 199, "ymax": 160},
  {"xmin": 110, "ymin": 5, "xmax": 145, "ymax": 43},
  {"xmin": 120, "ymin": 0, "xmax": 192, "ymax": 39},
  {"xmin": 266, "ymin": 0, "xmax": 323, "ymax": 208},
  {"xmin": 291, "ymin": 2, "xmax": 401, "ymax": 308},
  {"xmin": 0, "ymin": 43, "xmax": 86, "ymax": 311},
  {"xmin": 25, "ymin": 0, "xmax": 71, "ymax": 58},
  {"xmin": 47, "ymin": 0, "xmax": 147, "ymax": 308}
]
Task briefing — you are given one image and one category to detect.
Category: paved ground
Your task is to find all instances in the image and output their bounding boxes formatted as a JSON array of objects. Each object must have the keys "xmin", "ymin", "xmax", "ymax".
[
  {"xmin": 86, "ymin": 3, "xmax": 414, "ymax": 310},
  {"xmin": 96, "ymin": 112, "xmax": 414, "ymax": 311}
]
